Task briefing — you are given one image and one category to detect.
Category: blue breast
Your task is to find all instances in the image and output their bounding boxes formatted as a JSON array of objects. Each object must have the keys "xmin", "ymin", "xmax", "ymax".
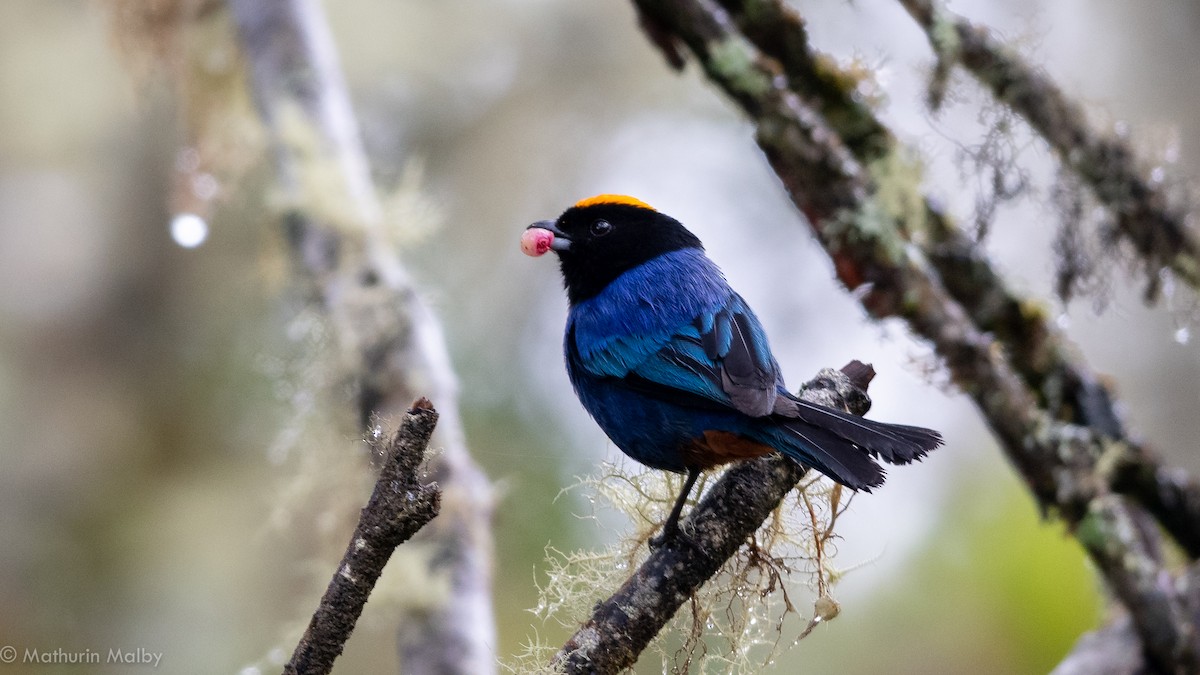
[{"xmin": 564, "ymin": 249, "xmax": 746, "ymax": 471}]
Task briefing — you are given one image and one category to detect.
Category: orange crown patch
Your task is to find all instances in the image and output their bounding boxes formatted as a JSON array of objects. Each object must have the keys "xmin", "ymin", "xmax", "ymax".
[{"xmin": 572, "ymin": 194, "xmax": 656, "ymax": 211}]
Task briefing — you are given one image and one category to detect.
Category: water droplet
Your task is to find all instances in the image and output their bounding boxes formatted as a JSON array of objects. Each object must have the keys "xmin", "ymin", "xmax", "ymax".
[
  {"xmin": 1150, "ymin": 166, "xmax": 1166, "ymax": 185},
  {"xmin": 1114, "ymin": 120, "xmax": 1130, "ymax": 138},
  {"xmin": 1175, "ymin": 326, "xmax": 1191, "ymax": 345},
  {"xmin": 170, "ymin": 213, "xmax": 208, "ymax": 248},
  {"xmin": 1055, "ymin": 313, "xmax": 1070, "ymax": 329}
]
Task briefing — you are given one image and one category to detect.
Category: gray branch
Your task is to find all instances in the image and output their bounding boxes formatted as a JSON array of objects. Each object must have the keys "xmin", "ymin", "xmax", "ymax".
[{"xmin": 226, "ymin": 1, "xmax": 496, "ymax": 673}]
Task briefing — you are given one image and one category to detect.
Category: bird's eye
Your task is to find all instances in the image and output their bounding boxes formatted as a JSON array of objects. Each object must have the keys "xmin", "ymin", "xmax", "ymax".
[{"xmin": 590, "ymin": 219, "xmax": 613, "ymax": 236}]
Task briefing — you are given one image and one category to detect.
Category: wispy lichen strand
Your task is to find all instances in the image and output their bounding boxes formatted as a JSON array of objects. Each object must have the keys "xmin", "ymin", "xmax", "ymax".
[{"xmin": 510, "ymin": 462, "xmax": 846, "ymax": 673}]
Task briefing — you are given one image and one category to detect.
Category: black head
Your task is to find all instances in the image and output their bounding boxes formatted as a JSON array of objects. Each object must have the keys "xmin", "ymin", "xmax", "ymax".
[{"xmin": 525, "ymin": 195, "xmax": 703, "ymax": 305}]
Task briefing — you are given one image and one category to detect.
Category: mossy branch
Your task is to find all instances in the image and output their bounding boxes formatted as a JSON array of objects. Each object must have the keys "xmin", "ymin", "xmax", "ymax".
[
  {"xmin": 695, "ymin": 1, "xmax": 1135, "ymax": 447},
  {"xmin": 284, "ymin": 400, "xmax": 441, "ymax": 675},
  {"xmin": 555, "ymin": 363, "xmax": 874, "ymax": 673},
  {"xmin": 629, "ymin": 0, "xmax": 1200, "ymax": 670},
  {"xmin": 898, "ymin": 0, "xmax": 1200, "ymax": 298},
  {"xmin": 714, "ymin": 8, "xmax": 1200, "ymax": 566}
]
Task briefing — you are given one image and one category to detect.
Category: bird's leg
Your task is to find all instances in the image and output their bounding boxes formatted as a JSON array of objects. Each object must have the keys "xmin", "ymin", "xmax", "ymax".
[{"xmin": 650, "ymin": 467, "xmax": 701, "ymax": 548}]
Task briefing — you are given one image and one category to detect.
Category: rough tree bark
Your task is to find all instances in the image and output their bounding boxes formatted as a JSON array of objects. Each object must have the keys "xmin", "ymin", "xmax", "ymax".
[
  {"xmin": 284, "ymin": 400, "xmax": 441, "ymax": 675},
  {"xmin": 225, "ymin": 1, "xmax": 496, "ymax": 673}
]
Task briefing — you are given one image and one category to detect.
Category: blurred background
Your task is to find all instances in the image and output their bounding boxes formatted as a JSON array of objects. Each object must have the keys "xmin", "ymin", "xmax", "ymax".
[{"xmin": 2, "ymin": 0, "xmax": 1199, "ymax": 672}]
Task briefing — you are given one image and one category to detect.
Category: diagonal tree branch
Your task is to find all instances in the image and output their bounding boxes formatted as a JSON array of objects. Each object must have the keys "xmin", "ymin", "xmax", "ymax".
[
  {"xmin": 714, "ymin": 0, "xmax": 1200, "ymax": 560},
  {"xmin": 284, "ymin": 400, "xmax": 441, "ymax": 675},
  {"xmin": 898, "ymin": 0, "xmax": 1200, "ymax": 297},
  {"xmin": 713, "ymin": 0, "xmax": 1116, "ymax": 433},
  {"xmin": 556, "ymin": 363, "xmax": 873, "ymax": 673},
  {"xmin": 627, "ymin": 0, "xmax": 1200, "ymax": 670}
]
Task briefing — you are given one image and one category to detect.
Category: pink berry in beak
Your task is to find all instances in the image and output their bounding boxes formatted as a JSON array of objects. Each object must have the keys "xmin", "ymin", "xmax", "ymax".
[{"xmin": 521, "ymin": 227, "xmax": 555, "ymax": 257}]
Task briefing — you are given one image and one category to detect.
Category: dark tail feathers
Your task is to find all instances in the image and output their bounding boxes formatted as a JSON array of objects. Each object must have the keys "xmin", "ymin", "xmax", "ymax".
[{"xmin": 771, "ymin": 395, "xmax": 943, "ymax": 491}]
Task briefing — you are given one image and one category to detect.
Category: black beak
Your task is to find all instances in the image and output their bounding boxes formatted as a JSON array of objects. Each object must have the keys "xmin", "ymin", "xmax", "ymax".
[{"xmin": 526, "ymin": 220, "xmax": 572, "ymax": 251}]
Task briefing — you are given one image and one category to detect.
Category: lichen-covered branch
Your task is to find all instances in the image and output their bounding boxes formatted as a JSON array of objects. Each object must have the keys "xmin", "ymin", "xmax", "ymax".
[
  {"xmin": 1110, "ymin": 455, "xmax": 1200, "ymax": 559},
  {"xmin": 738, "ymin": 0, "xmax": 1200, "ymax": 564},
  {"xmin": 710, "ymin": 1, "xmax": 1113, "ymax": 431},
  {"xmin": 712, "ymin": 0, "xmax": 890, "ymax": 159},
  {"xmin": 713, "ymin": 1, "xmax": 1107, "ymax": 424},
  {"xmin": 898, "ymin": 0, "xmax": 1200, "ymax": 297},
  {"xmin": 556, "ymin": 363, "xmax": 873, "ymax": 673},
  {"xmin": 633, "ymin": 0, "xmax": 1056, "ymax": 503},
  {"xmin": 284, "ymin": 400, "xmax": 441, "ymax": 675},
  {"xmin": 1075, "ymin": 496, "xmax": 1198, "ymax": 673},
  {"xmin": 226, "ymin": 1, "xmax": 496, "ymax": 673},
  {"xmin": 1054, "ymin": 559, "xmax": 1200, "ymax": 675},
  {"xmin": 715, "ymin": 0, "xmax": 1200, "ymax": 559},
  {"xmin": 629, "ymin": 0, "xmax": 1200, "ymax": 670}
]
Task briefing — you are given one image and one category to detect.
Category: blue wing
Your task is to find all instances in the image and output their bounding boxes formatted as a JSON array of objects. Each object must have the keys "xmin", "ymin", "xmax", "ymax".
[{"xmin": 572, "ymin": 292, "xmax": 782, "ymax": 417}]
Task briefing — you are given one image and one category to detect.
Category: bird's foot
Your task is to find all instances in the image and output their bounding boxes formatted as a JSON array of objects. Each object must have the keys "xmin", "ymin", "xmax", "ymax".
[
  {"xmin": 648, "ymin": 526, "xmax": 674, "ymax": 550},
  {"xmin": 648, "ymin": 518, "xmax": 696, "ymax": 550}
]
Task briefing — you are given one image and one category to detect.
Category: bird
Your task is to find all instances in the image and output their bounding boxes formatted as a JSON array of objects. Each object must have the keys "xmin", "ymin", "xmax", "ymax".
[{"xmin": 520, "ymin": 194, "xmax": 943, "ymax": 542}]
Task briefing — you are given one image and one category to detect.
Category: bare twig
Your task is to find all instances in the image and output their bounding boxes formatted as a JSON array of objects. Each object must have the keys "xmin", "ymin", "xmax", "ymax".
[
  {"xmin": 284, "ymin": 400, "xmax": 441, "ymax": 675},
  {"xmin": 898, "ymin": 0, "xmax": 1200, "ymax": 297},
  {"xmin": 555, "ymin": 363, "xmax": 874, "ymax": 673},
  {"xmin": 226, "ymin": 1, "xmax": 496, "ymax": 672},
  {"xmin": 628, "ymin": 0, "xmax": 1200, "ymax": 670}
]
